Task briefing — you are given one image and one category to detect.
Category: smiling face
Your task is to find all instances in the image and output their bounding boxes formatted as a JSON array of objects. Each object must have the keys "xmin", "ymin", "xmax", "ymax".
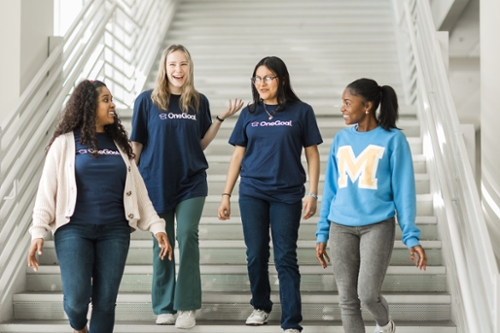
[
  {"xmin": 95, "ymin": 86, "xmax": 115, "ymax": 132},
  {"xmin": 254, "ymin": 65, "xmax": 279, "ymax": 104},
  {"xmin": 340, "ymin": 88, "xmax": 372, "ymax": 126},
  {"xmin": 166, "ymin": 50, "xmax": 189, "ymax": 94}
]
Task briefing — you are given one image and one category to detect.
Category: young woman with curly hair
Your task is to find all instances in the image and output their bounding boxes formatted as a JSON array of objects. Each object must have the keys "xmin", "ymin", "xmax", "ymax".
[
  {"xmin": 27, "ymin": 79, "xmax": 172, "ymax": 333},
  {"xmin": 130, "ymin": 44, "xmax": 243, "ymax": 329}
]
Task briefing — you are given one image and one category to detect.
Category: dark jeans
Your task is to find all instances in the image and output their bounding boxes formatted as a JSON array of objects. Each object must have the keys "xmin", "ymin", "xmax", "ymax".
[
  {"xmin": 329, "ymin": 217, "xmax": 395, "ymax": 333},
  {"xmin": 54, "ymin": 221, "xmax": 130, "ymax": 333},
  {"xmin": 239, "ymin": 194, "xmax": 303, "ymax": 332}
]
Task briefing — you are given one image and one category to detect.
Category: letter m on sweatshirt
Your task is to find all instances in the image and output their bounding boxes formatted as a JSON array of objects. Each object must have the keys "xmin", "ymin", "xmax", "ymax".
[{"xmin": 337, "ymin": 145, "xmax": 385, "ymax": 189}]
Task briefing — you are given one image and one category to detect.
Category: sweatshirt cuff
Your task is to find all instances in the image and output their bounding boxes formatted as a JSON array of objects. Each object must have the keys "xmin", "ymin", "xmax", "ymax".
[
  {"xmin": 30, "ymin": 226, "xmax": 48, "ymax": 241},
  {"xmin": 148, "ymin": 220, "xmax": 166, "ymax": 235},
  {"xmin": 316, "ymin": 234, "xmax": 329, "ymax": 244},
  {"xmin": 405, "ymin": 237, "xmax": 420, "ymax": 249}
]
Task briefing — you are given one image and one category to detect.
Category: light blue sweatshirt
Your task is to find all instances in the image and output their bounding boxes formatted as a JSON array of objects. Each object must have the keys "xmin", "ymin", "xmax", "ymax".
[{"xmin": 316, "ymin": 126, "xmax": 421, "ymax": 248}]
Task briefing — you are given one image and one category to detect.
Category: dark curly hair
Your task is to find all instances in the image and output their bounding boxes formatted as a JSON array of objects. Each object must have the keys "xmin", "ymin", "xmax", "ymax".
[{"xmin": 47, "ymin": 80, "xmax": 134, "ymax": 159}]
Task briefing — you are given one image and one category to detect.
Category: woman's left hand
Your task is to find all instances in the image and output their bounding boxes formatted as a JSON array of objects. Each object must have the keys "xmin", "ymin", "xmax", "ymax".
[
  {"xmin": 155, "ymin": 232, "xmax": 172, "ymax": 261},
  {"xmin": 409, "ymin": 245, "xmax": 427, "ymax": 270},
  {"xmin": 217, "ymin": 98, "xmax": 244, "ymax": 120},
  {"xmin": 302, "ymin": 195, "xmax": 317, "ymax": 219}
]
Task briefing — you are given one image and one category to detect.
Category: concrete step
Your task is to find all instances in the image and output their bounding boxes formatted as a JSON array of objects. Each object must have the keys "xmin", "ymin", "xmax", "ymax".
[
  {"xmin": 12, "ymin": 291, "xmax": 451, "ymax": 322},
  {"xmin": 200, "ymin": 193, "xmax": 433, "ymax": 216},
  {"xmin": 27, "ymin": 264, "xmax": 447, "ymax": 293},
  {"xmin": 37, "ymin": 239, "xmax": 443, "ymax": 266},
  {"xmin": 0, "ymin": 320, "xmax": 457, "ymax": 333},
  {"xmin": 203, "ymin": 135, "xmax": 423, "ymax": 155},
  {"xmin": 205, "ymin": 154, "xmax": 428, "ymax": 175},
  {"xmin": 205, "ymin": 173, "xmax": 430, "ymax": 196}
]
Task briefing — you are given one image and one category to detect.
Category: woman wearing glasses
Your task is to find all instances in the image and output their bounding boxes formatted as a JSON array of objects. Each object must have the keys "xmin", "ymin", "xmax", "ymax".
[
  {"xmin": 130, "ymin": 44, "xmax": 243, "ymax": 329},
  {"xmin": 217, "ymin": 56, "xmax": 322, "ymax": 333}
]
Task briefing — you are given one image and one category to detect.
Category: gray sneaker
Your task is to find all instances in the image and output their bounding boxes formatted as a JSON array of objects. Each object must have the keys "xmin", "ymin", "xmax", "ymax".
[
  {"xmin": 245, "ymin": 309, "xmax": 270, "ymax": 325},
  {"xmin": 175, "ymin": 310, "xmax": 196, "ymax": 329},
  {"xmin": 284, "ymin": 329, "xmax": 301, "ymax": 333}
]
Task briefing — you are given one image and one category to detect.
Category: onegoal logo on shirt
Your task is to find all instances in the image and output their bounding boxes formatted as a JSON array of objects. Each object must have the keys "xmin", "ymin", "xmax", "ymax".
[
  {"xmin": 77, "ymin": 149, "xmax": 120, "ymax": 155},
  {"xmin": 159, "ymin": 113, "xmax": 197, "ymax": 121},
  {"xmin": 251, "ymin": 120, "xmax": 293, "ymax": 127}
]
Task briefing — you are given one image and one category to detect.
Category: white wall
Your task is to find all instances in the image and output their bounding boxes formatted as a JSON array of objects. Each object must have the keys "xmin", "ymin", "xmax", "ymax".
[
  {"xmin": 481, "ymin": 0, "xmax": 500, "ymax": 262},
  {"xmin": 0, "ymin": 2, "xmax": 22, "ymax": 123},
  {"xmin": 445, "ymin": 0, "xmax": 480, "ymax": 127},
  {"xmin": 0, "ymin": 0, "xmax": 53, "ymax": 124}
]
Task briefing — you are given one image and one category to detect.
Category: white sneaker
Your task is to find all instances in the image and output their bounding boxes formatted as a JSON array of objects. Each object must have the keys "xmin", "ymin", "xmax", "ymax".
[
  {"xmin": 284, "ymin": 329, "xmax": 301, "ymax": 333},
  {"xmin": 155, "ymin": 313, "xmax": 176, "ymax": 325},
  {"xmin": 175, "ymin": 310, "xmax": 196, "ymax": 329},
  {"xmin": 375, "ymin": 319, "xmax": 396, "ymax": 333},
  {"xmin": 245, "ymin": 309, "xmax": 270, "ymax": 325}
]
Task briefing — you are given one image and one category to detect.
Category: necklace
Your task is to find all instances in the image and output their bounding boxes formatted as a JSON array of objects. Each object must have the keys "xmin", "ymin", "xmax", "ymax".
[{"xmin": 263, "ymin": 102, "xmax": 277, "ymax": 120}]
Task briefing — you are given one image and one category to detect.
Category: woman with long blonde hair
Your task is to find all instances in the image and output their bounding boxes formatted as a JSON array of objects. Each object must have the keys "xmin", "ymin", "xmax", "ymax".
[{"xmin": 131, "ymin": 44, "xmax": 243, "ymax": 329}]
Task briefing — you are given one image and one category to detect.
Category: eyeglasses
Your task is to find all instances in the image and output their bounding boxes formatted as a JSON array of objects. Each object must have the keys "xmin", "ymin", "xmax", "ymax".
[{"xmin": 251, "ymin": 76, "xmax": 278, "ymax": 84}]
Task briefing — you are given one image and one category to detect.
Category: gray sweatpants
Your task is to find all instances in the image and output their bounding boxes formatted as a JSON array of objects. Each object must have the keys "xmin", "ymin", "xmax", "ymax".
[{"xmin": 329, "ymin": 217, "xmax": 395, "ymax": 333}]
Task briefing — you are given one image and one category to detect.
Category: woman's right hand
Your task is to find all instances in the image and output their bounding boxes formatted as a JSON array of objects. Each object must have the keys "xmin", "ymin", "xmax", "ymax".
[
  {"xmin": 218, "ymin": 196, "xmax": 231, "ymax": 220},
  {"xmin": 155, "ymin": 232, "xmax": 173, "ymax": 261},
  {"xmin": 27, "ymin": 238, "xmax": 44, "ymax": 272},
  {"xmin": 316, "ymin": 242, "xmax": 330, "ymax": 269}
]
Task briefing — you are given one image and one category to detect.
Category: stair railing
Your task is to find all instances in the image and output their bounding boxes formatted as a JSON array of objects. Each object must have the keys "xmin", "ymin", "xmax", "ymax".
[
  {"xmin": 392, "ymin": 0, "xmax": 500, "ymax": 332},
  {"xmin": 0, "ymin": 0, "xmax": 177, "ymax": 315}
]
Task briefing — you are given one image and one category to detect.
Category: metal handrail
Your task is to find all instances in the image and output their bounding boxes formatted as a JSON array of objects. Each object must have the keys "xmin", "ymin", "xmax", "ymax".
[
  {"xmin": 393, "ymin": 0, "xmax": 500, "ymax": 332},
  {"xmin": 0, "ymin": 0, "xmax": 178, "ymax": 315}
]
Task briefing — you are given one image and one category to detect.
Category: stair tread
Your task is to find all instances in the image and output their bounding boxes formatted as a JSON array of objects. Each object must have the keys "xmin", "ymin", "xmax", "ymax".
[
  {"xmin": 41, "ymin": 239, "xmax": 441, "ymax": 249},
  {"xmin": 29, "ymin": 265, "xmax": 446, "ymax": 275},
  {"xmin": 0, "ymin": 320, "xmax": 458, "ymax": 333},
  {"xmin": 13, "ymin": 291, "xmax": 452, "ymax": 304}
]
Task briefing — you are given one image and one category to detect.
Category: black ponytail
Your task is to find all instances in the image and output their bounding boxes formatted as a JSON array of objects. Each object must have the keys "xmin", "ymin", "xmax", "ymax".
[{"xmin": 346, "ymin": 78, "xmax": 399, "ymax": 131}]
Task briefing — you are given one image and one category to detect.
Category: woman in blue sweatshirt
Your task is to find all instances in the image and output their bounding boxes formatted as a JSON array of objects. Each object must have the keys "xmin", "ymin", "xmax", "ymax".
[{"xmin": 315, "ymin": 78, "xmax": 427, "ymax": 333}]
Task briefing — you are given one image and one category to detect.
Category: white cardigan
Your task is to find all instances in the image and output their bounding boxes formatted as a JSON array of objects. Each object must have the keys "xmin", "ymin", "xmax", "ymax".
[{"xmin": 30, "ymin": 132, "xmax": 165, "ymax": 240}]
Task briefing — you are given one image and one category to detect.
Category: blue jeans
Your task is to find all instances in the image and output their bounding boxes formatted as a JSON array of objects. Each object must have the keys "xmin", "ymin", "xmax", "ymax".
[
  {"xmin": 54, "ymin": 221, "xmax": 130, "ymax": 333},
  {"xmin": 329, "ymin": 217, "xmax": 395, "ymax": 333},
  {"xmin": 239, "ymin": 194, "xmax": 303, "ymax": 332}
]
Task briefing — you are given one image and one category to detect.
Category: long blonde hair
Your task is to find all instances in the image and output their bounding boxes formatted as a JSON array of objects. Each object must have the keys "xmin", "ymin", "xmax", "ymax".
[{"xmin": 151, "ymin": 44, "xmax": 200, "ymax": 113}]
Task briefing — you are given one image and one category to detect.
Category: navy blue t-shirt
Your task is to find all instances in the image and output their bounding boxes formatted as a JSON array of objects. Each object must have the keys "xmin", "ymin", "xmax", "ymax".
[
  {"xmin": 130, "ymin": 90, "xmax": 212, "ymax": 213},
  {"xmin": 229, "ymin": 101, "xmax": 323, "ymax": 204},
  {"xmin": 71, "ymin": 130, "xmax": 127, "ymax": 225}
]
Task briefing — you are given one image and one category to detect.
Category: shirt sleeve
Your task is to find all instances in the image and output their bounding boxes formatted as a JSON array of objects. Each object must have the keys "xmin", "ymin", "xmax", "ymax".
[
  {"xmin": 131, "ymin": 159, "xmax": 166, "ymax": 234},
  {"xmin": 199, "ymin": 94, "xmax": 212, "ymax": 139},
  {"xmin": 228, "ymin": 107, "xmax": 248, "ymax": 147},
  {"xmin": 301, "ymin": 105, "xmax": 323, "ymax": 147},
  {"xmin": 391, "ymin": 132, "xmax": 420, "ymax": 248},
  {"xmin": 316, "ymin": 138, "xmax": 338, "ymax": 244},
  {"xmin": 130, "ymin": 92, "xmax": 150, "ymax": 144}
]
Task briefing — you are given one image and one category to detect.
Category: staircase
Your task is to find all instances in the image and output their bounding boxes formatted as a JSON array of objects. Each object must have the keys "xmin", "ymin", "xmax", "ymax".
[{"xmin": 0, "ymin": 0, "xmax": 456, "ymax": 332}]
